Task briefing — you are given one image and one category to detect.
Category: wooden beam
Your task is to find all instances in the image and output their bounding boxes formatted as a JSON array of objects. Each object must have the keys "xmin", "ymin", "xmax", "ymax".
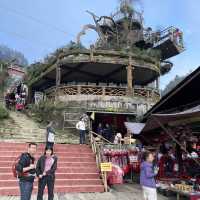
[
  {"xmin": 127, "ymin": 56, "xmax": 134, "ymax": 96},
  {"xmin": 153, "ymin": 116, "xmax": 200, "ymax": 168}
]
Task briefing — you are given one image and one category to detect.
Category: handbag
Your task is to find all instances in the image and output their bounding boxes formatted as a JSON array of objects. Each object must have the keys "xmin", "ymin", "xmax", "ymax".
[{"xmin": 48, "ymin": 132, "xmax": 55, "ymax": 143}]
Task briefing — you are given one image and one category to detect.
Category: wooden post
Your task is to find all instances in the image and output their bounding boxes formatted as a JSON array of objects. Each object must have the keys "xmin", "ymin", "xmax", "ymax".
[
  {"xmin": 104, "ymin": 172, "xmax": 108, "ymax": 192},
  {"xmin": 127, "ymin": 55, "xmax": 134, "ymax": 96},
  {"xmin": 156, "ymin": 77, "xmax": 160, "ymax": 90},
  {"xmin": 55, "ymin": 65, "xmax": 61, "ymax": 101},
  {"xmin": 90, "ymin": 45, "xmax": 95, "ymax": 62},
  {"xmin": 77, "ymin": 85, "xmax": 81, "ymax": 95},
  {"xmin": 102, "ymin": 87, "xmax": 106, "ymax": 96},
  {"xmin": 56, "ymin": 66, "xmax": 61, "ymax": 86}
]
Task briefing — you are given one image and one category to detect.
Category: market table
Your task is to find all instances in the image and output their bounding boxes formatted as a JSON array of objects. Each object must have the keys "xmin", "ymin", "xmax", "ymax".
[{"xmin": 168, "ymin": 188, "xmax": 200, "ymax": 200}]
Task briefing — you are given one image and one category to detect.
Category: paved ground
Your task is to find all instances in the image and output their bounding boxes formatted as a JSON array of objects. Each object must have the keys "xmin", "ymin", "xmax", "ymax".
[{"xmin": 0, "ymin": 184, "xmax": 172, "ymax": 200}]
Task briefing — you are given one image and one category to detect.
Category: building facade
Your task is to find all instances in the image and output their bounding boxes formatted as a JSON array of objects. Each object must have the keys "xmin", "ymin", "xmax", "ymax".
[{"xmin": 28, "ymin": 1, "xmax": 184, "ymax": 131}]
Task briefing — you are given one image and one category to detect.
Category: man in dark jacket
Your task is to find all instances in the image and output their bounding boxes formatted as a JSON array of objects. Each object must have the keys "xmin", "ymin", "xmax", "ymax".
[{"xmin": 16, "ymin": 143, "xmax": 37, "ymax": 200}]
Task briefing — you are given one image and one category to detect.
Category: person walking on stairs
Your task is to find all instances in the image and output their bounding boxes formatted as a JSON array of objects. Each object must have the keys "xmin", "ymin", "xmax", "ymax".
[
  {"xmin": 36, "ymin": 146, "xmax": 58, "ymax": 200},
  {"xmin": 76, "ymin": 118, "xmax": 86, "ymax": 144},
  {"xmin": 16, "ymin": 143, "xmax": 37, "ymax": 200},
  {"xmin": 46, "ymin": 121, "xmax": 55, "ymax": 148}
]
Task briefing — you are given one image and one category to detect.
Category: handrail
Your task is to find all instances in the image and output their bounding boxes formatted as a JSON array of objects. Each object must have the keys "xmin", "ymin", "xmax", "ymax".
[
  {"xmin": 89, "ymin": 131, "xmax": 113, "ymax": 192},
  {"xmin": 90, "ymin": 131, "xmax": 113, "ymax": 145}
]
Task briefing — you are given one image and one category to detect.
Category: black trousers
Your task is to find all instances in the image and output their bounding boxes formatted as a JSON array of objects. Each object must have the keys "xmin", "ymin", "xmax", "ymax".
[
  {"xmin": 37, "ymin": 175, "xmax": 55, "ymax": 200},
  {"xmin": 46, "ymin": 142, "xmax": 54, "ymax": 149}
]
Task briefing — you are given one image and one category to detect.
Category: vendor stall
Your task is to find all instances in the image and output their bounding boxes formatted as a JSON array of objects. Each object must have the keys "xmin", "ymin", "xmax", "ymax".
[
  {"xmin": 137, "ymin": 105, "xmax": 200, "ymax": 199},
  {"xmin": 101, "ymin": 144, "xmax": 141, "ymax": 185}
]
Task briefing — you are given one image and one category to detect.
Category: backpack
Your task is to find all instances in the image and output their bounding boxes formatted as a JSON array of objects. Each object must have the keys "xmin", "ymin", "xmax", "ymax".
[{"xmin": 12, "ymin": 154, "xmax": 29, "ymax": 178}]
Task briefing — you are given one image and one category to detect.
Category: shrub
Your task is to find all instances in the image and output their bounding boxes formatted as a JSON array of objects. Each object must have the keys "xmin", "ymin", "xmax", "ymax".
[
  {"xmin": 28, "ymin": 101, "xmax": 66, "ymax": 125},
  {"xmin": 0, "ymin": 105, "xmax": 9, "ymax": 119}
]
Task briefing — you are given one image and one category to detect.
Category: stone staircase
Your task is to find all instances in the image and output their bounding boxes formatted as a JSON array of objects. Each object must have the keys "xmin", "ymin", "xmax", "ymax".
[
  {"xmin": 0, "ymin": 142, "xmax": 104, "ymax": 196},
  {"xmin": 0, "ymin": 111, "xmax": 79, "ymax": 143}
]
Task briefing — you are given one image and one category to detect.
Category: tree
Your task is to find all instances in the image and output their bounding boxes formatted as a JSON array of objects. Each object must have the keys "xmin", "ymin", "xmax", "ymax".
[
  {"xmin": 0, "ymin": 61, "xmax": 9, "ymax": 96},
  {"xmin": 162, "ymin": 75, "xmax": 186, "ymax": 96},
  {"xmin": 0, "ymin": 45, "xmax": 28, "ymax": 66}
]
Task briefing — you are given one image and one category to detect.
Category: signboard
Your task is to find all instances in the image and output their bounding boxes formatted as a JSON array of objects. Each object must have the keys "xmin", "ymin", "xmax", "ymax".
[
  {"xmin": 34, "ymin": 92, "xmax": 44, "ymax": 105},
  {"xmin": 100, "ymin": 162, "xmax": 112, "ymax": 172},
  {"xmin": 129, "ymin": 155, "xmax": 138, "ymax": 163},
  {"xmin": 89, "ymin": 101, "xmax": 137, "ymax": 113}
]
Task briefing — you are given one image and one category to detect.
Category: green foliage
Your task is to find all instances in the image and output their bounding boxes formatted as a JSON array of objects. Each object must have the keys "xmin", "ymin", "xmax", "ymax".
[
  {"xmin": 162, "ymin": 75, "xmax": 186, "ymax": 96},
  {"xmin": 65, "ymin": 41, "xmax": 86, "ymax": 50},
  {"xmin": 0, "ymin": 105, "xmax": 9, "ymax": 119},
  {"xmin": 0, "ymin": 45, "xmax": 28, "ymax": 66},
  {"xmin": 0, "ymin": 61, "xmax": 9, "ymax": 95},
  {"xmin": 26, "ymin": 62, "xmax": 48, "ymax": 85},
  {"xmin": 125, "ymin": 46, "xmax": 161, "ymax": 65},
  {"xmin": 119, "ymin": 0, "xmax": 134, "ymax": 16},
  {"xmin": 131, "ymin": 46, "xmax": 161, "ymax": 60},
  {"xmin": 28, "ymin": 101, "xmax": 65, "ymax": 124},
  {"xmin": 27, "ymin": 41, "xmax": 87, "ymax": 84}
]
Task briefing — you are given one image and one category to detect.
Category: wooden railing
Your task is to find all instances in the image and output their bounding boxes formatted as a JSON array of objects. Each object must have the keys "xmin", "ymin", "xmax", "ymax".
[
  {"xmin": 89, "ymin": 131, "xmax": 113, "ymax": 192},
  {"xmin": 45, "ymin": 85, "xmax": 160, "ymax": 101}
]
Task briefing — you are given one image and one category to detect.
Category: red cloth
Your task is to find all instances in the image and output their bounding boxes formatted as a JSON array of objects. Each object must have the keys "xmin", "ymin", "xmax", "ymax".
[
  {"xmin": 16, "ymin": 103, "xmax": 24, "ymax": 111},
  {"xmin": 108, "ymin": 164, "xmax": 124, "ymax": 185},
  {"xmin": 190, "ymin": 195, "xmax": 200, "ymax": 200}
]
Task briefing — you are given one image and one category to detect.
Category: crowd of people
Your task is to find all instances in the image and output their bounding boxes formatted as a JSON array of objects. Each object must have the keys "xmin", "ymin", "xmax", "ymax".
[
  {"xmin": 96, "ymin": 123, "xmax": 113, "ymax": 142},
  {"xmin": 76, "ymin": 116, "xmax": 119, "ymax": 144},
  {"xmin": 4, "ymin": 82, "xmax": 28, "ymax": 111}
]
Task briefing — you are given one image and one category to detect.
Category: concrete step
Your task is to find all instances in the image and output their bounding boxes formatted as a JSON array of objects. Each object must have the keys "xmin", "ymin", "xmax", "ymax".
[
  {"xmin": 0, "ymin": 185, "xmax": 104, "ymax": 196},
  {"xmin": 0, "ymin": 161, "xmax": 96, "ymax": 168},
  {"xmin": 0, "ymin": 147, "xmax": 92, "ymax": 153},
  {"xmin": 0, "ymin": 143, "xmax": 104, "ymax": 195},
  {"xmin": 0, "ymin": 156, "xmax": 96, "ymax": 162},
  {"xmin": 0, "ymin": 173, "xmax": 100, "ymax": 180},
  {"xmin": 0, "ymin": 179, "xmax": 102, "ymax": 187},
  {"xmin": 0, "ymin": 143, "xmax": 90, "ymax": 148},
  {"xmin": 0, "ymin": 151, "xmax": 94, "ymax": 157},
  {"xmin": 0, "ymin": 167, "xmax": 99, "ymax": 173},
  {"xmin": 0, "ymin": 151, "xmax": 95, "ymax": 159}
]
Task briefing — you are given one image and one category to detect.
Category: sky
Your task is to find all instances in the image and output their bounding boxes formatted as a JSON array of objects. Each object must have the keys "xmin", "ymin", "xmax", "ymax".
[{"xmin": 0, "ymin": 0, "xmax": 199, "ymax": 89}]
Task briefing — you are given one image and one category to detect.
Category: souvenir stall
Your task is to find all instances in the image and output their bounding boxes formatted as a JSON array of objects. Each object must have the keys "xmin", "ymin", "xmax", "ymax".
[
  {"xmin": 101, "ymin": 144, "xmax": 141, "ymax": 185},
  {"xmin": 139, "ymin": 105, "xmax": 200, "ymax": 199}
]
